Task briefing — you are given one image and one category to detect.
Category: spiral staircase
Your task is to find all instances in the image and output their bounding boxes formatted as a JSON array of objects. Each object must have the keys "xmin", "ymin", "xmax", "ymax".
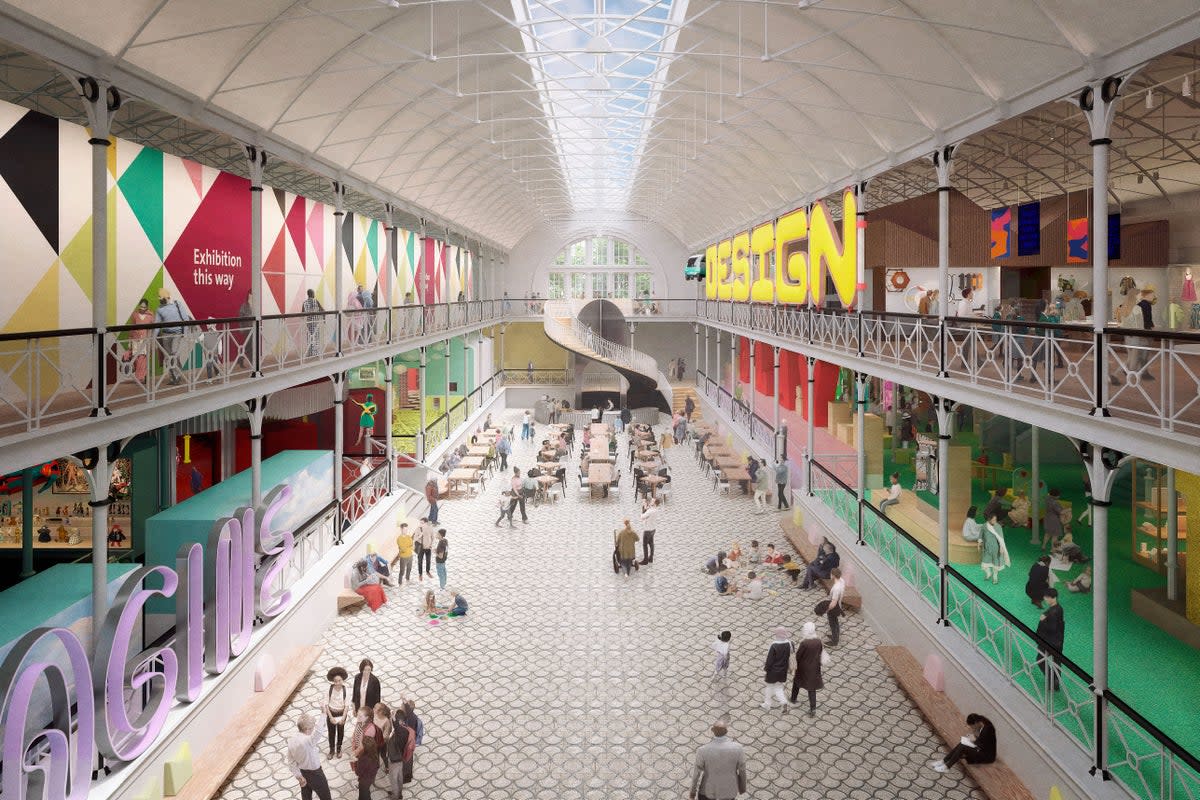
[{"xmin": 543, "ymin": 300, "xmax": 673, "ymax": 412}]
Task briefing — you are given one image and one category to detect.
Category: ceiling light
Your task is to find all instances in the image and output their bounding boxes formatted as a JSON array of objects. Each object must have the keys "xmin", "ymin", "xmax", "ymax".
[
  {"xmin": 1184, "ymin": 75, "xmax": 1193, "ymax": 99},
  {"xmin": 1145, "ymin": 88, "xmax": 1155, "ymax": 109}
]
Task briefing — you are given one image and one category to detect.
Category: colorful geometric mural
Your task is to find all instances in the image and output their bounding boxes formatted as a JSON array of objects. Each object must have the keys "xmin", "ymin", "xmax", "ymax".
[
  {"xmin": 1067, "ymin": 216, "xmax": 1089, "ymax": 264},
  {"xmin": 0, "ymin": 98, "xmax": 423, "ymax": 334},
  {"xmin": 989, "ymin": 207, "xmax": 1011, "ymax": 260}
]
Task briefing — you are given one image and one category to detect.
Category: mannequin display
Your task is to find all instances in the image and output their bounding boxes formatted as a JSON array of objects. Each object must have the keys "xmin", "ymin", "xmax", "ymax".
[{"xmin": 1182, "ymin": 268, "xmax": 1197, "ymax": 302}]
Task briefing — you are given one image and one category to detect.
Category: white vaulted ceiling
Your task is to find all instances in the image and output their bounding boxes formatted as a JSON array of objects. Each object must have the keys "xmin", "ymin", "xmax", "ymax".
[{"xmin": 3, "ymin": 0, "xmax": 1200, "ymax": 249}]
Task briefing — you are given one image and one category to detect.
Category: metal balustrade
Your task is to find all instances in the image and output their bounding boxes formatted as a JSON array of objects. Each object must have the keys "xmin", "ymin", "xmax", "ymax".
[
  {"xmin": 695, "ymin": 301, "xmax": 1200, "ymax": 446},
  {"xmin": 0, "ymin": 300, "xmax": 501, "ymax": 442}
]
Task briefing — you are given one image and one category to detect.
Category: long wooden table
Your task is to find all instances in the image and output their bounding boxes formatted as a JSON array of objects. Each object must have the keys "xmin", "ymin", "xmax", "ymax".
[{"xmin": 588, "ymin": 462, "xmax": 614, "ymax": 497}]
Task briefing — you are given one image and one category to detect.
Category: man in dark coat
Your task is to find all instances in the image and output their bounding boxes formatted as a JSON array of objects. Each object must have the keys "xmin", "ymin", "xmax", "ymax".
[
  {"xmin": 1035, "ymin": 588, "xmax": 1064, "ymax": 691},
  {"xmin": 761, "ymin": 627, "xmax": 793, "ymax": 711},
  {"xmin": 1025, "ymin": 555, "xmax": 1052, "ymax": 608}
]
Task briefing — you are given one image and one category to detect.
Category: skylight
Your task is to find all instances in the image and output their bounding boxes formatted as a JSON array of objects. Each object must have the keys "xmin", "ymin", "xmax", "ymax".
[{"xmin": 511, "ymin": 0, "xmax": 688, "ymax": 212}]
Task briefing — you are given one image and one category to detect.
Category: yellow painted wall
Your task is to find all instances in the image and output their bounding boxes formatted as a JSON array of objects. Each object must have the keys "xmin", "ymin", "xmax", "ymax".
[
  {"xmin": 495, "ymin": 322, "xmax": 571, "ymax": 370},
  {"xmin": 1172, "ymin": 470, "xmax": 1200, "ymax": 624}
]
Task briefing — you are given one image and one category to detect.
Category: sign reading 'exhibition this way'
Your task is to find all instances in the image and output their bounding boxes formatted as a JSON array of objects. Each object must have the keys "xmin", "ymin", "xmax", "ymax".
[{"xmin": 0, "ymin": 485, "xmax": 297, "ymax": 800}]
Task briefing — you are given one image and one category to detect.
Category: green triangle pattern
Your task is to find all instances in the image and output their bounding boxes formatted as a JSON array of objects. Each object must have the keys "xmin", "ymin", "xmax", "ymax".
[
  {"xmin": 366, "ymin": 218, "xmax": 379, "ymax": 270},
  {"xmin": 117, "ymin": 147, "xmax": 164, "ymax": 259}
]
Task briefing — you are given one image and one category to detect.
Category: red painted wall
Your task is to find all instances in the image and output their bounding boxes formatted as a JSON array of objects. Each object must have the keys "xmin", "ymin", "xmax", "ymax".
[{"xmin": 811, "ymin": 360, "xmax": 840, "ymax": 428}]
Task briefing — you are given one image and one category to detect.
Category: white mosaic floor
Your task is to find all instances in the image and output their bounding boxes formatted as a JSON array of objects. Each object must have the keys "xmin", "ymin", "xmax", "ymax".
[{"xmin": 217, "ymin": 410, "xmax": 983, "ymax": 800}]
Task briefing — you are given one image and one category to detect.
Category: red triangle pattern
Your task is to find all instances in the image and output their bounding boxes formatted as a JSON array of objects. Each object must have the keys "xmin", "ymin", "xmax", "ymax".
[
  {"xmin": 307, "ymin": 202, "xmax": 325, "ymax": 270},
  {"xmin": 285, "ymin": 195, "xmax": 307, "ymax": 270},
  {"xmin": 265, "ymin": 229, "xmax": 287, "ymax": 311},
  {"xmin": 184, "ymin": 160, "xmax": 204, "ymax": 197}
]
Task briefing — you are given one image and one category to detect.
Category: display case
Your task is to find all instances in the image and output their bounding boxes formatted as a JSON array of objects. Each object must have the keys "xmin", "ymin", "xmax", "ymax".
[{"xmin": 1130, "ymin": 458, "xmax": 1188, "ymax": 573}]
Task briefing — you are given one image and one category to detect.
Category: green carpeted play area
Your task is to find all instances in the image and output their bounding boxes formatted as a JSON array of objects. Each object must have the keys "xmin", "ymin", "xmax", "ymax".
[{"xmin": 878, "ymin": 428, "xmax": 1198, "ymax": 760}]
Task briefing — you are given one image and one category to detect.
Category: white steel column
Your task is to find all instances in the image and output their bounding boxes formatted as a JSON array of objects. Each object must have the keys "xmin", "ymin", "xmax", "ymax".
[
  {"xmin": 932, "ymin": 146, "xmax": 954, "ymax": 375},
  {"xmin": 855, "ymin": 373, "xmax": 868, "ymax": 523},
  {"xmin": 731, "ymin": 335, "xmax": 738, "ymax": 396},
  {"xmin": 246, "ymin": 147, "xmax": 266, "ymax": 375},
  {"xmin": 1031, "ymin": 426, "xmax": 1041, "ymax": 545},
  {"xmin": 246, "ymin": 397, "xmax": 265, "ymax": 508},
  {"xmin": 704, "ymin": 326, "xmax": 711, "ymax": 380},
  {"xmin": 333, "ymin": 182, "xmax": 347, "ymax": 355},
  {"xmin": 332, "ymin": 373, "xmax": 345, "ymax": 538},
  {"xmin": 417, "ymin": 347, "xmax": 428, "ymax": 461},
  {"xmin": 749, "ymin": 343, "xmax": 757, "ymax": 418},
  {"xmin": 805, "ymin": 357, "xmax": 815, "ymax": 495},
  {"xmin": 80, "ymin": 78, "xmax": 119, "ymax": 415},
  {"xmin": 1080, "ymin": 77, "xmax": 1125, "ymax": 414},
  {"xmin": 693, "ymin": 323, "xmax": 700, "ymax": 386},
  {"xmin": 1167, "ymin": 467, "xmax": 1179, "ymax": 600},
  {"xmin": 419, "ymin": 220, "xmax": 428, "ymax": 308},
  {"xmin": 854, "ymin": 180, "xmax": 868, "ymax": 318},
  {"xmin": 385, "ymin": 356, "xmax": 395, "ymax": 492},
  {"xmin": 89, "ymin": 446, "xmax": 109, "ymax": 649},
  {"xmin": 935, "ymin": 400, "xmax": 954, "ymax": 624},
  {"xmin": 1083, "ymin": 443, "xmax": 1122, "ymax": 779},
  {"xmin": 772, "ymin": 347, "xmax": 781, "ymax": 432}
]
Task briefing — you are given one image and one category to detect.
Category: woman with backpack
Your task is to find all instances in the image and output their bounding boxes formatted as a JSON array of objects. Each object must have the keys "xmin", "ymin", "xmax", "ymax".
[
  {"xmin": 400, "ymin": 698, "xmax": 424, "ymax": 786},
  {"xmin": 354, "ymin": 736, "xmax": 380, "ymax": 800}
]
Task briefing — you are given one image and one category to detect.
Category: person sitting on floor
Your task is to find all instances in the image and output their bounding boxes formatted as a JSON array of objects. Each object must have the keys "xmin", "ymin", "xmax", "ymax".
[
  {"xmin": 929, "ymin": 713, "xmax": 996, "ymax": 773},
  {"xmin": 763, "ymin": 544, "xmax": 786, "ymax": 566},
  {"xmin": 1051, "ymin": 531, "xmax": 1090, "ymax": 564},
  {"xmin": 714, "ymin": 569, "xmax": 734, "ymax": 596},
  {"xmin": 727, "ymin": 541, "xmax": 743, "ymax": 566},
  {"xmin": 1007, "ymin": 492, "xmax": 1031, "ymax": 528},
  {"xmin": 747, "ymin": 540, "xmax": 762, "ymax": 564},
  {"xmin": 703, "ymin": 551, "xmax": 730, "ymax": 575},
  {"xmin": 448, "ymin": 591, "xmax": 469, "ymax": 617},
  {"xmin": 739, "ymin": 571, "xmax": 764, "ymax": 600},
  {"xmin": 1066, "ymin": 565, "xmax": 1092, "ymax": 593},
  {"xmin": 780, "ymin": 553, "xmax": 803, "ymax": 583}
]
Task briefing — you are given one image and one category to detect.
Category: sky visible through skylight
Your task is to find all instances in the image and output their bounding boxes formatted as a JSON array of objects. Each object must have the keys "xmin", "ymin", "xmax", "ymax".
[{"xmin": 513, "ymin": 0, "xmax": 686, "ymax": 211}]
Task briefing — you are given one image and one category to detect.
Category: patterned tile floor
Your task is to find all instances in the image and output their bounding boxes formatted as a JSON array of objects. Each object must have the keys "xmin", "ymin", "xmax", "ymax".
[{"xmin": 218, "ymin": 411, "xmax": 983, "ymax": 799}]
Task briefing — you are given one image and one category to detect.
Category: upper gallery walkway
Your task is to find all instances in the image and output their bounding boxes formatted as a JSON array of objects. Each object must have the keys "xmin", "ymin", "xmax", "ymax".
[
  {"xmin": 0, "ymin": 300, "xmax": 502, "ymax": 476},
  {"xmin": 693, "ymin": 300, "xmax": 1200, "ymax": 476}
]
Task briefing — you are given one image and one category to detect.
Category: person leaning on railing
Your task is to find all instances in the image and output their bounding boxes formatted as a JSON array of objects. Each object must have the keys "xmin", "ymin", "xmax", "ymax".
[{"xmin": 154, "ymin": 289, "xmax": 191, "ymax": 385}]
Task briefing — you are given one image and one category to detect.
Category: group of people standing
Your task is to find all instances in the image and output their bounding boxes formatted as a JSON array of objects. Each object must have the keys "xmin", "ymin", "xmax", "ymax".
[{"xmin": 287, "ymin": 660, "xmax": 424, "ymax": 800}]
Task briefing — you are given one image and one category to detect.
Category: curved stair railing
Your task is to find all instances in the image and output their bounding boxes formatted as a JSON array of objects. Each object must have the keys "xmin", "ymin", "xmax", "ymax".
[{"xmin": 543, "ymin": 300, "xmax": 673, "ymax": 409}]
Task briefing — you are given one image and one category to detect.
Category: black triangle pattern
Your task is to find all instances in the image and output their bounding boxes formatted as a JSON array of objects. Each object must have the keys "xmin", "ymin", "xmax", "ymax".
[{"xmin": 0, "ymin": 108, "xmax": 60, "ymax": 252}]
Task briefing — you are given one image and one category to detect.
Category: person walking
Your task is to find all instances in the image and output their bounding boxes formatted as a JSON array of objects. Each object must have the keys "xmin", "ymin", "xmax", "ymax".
[
  {"xmin": 126, "ymin": 298, "xmax": 155, "ymax": 382},
  {"xmin": 684, "ymin": 394, "xmax": 696, "ymax": 422},
  {"xmin": 825, "ymin": 569, "xmax": 845, "ymax": 647},
  {"xmin": 413, "ymin": 519, "xmax": 436, "ymax": 582},
  {"xmin": 1036, "ymin": 589, "xmax": 1064, "ymax": 691},
  {"xmin": 619, "ymin": 405, "xmax": 632, "ymax": 432},
  {"xmin": 639, "ymin": 497, "xmax": 660, "ymax": 565},
  {"xmin": 762, "ymin": 626, "xmax": 793, "ymax": 711},
  {"xmin": 710, "ymin": 631, "xmax": 732, "ymax": 683},
  {"xmin": 389, "ymin": 523, "xmax": 413, "ymax": 586},
  {"xmin": 688, "ymin": 721, "xmax": 747, "ymax": 800},
  {"xmin": 774, "ymin": 459, "xmax": 790, "ymax": 510},
  {"xmin": 399, "ymin": 699, "xmax": 423, "ymax": 787},
  {"xmin": 522, "ymin": 409, "xmax": 533, "ymax": 440},
  {"xmin": 980, "ymin": 512, "xmax": 1010, "ymax": 584},
  {"xmin": 789, "ymin": 621, "xmax": 827, "ymax": 716},
  {"xmin": 434, "ymin": 529, "xmax": 448, "ymax": 589},
  {"xmin": 424, "ymin": 478, "xmax": 440, "ymax": 524},
  {"xmin": 752, "ymin": 460, "xmax": 771, "ymax": 514},
  {"xmin": 510, "ymin": 466, "xmax": 529, "ymax": 523},
  {"xmin": 154, "ymin": 290, "xmax": 191, "ymax": 385},
  {"xmin": 614, "ymin": 519, "xmax": 639, "ymax": 577},
  {"xmin": 1041, "ymin": 487, "xmax": 1065, "ymax": 550},
  {"xmin": 496, "ymin": 490, "xmax": 518, "ymax": 527},
  {"xmin": 496, "ymin": 433, "xmax": 511, "ymax": 471},
  {"xmin": 287, "ymin": 713, "xmax": 334, "ymax": 800},
  {"xmin": 302, "ymin": 288, "xmax": 324, "ymax": 357}
]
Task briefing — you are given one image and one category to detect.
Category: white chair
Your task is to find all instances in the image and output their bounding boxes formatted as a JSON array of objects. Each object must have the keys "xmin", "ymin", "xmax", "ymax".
[
  {"xmin": 713, "ymin": 472, "xmax": 730, "ymax": 494},
  {"xmin": 578, "ymin": 470, "xmax": 591, "ymax": 495}
]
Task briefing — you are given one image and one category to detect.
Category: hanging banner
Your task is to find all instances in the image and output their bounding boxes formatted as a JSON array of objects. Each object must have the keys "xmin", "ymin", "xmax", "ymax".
[
  {"xmin": 1067, "ymin": 216, "xmax": 1089, "ymax": 264},
  {"xmin": 989, "ymin": 207, "xmax": 1011, "ymax": 259}
]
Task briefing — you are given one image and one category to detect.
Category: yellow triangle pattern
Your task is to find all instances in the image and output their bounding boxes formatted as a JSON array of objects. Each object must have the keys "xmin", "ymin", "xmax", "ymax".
[
  {"xmin": 1047, "ymin": 787, "xmax": 1063, "ymax": 800},
  {"xmin": 61, "ymin": 216, "xmax": 93, "ymax": 302},
  {"xmin": 3, "ymin": 262, "xmax": 59, "ymax": 333}
]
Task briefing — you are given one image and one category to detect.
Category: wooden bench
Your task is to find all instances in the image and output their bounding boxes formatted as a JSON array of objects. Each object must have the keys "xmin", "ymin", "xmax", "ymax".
[
  {"xmin": 869, "ymin": 489, "xmax": 981, "ymax": 565},
  {"xmin": 777, "ymin": 517, "xmax": 862, "ymax": 611},
  {"xmin": 176, "ymin": 644, "xmax": 323, "ymax": 800},
  {"xmin": 876, "ymin": 645, "xmax": 1035, "ymax": 800}
]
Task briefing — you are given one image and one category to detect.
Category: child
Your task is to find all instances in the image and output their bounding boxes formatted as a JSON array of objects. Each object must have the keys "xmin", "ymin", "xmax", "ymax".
[
  {"xmin": 714, "ymin": 569, "xmax": 733, "ymax": 595},
  {"xmin": 764, "ymin": 544, "xmax": 786, "ymax": 566},
  {"xmin": 495, "ymin": 490, "xmax": 517, "ymax": 528},
  {"xmin": 748, "ymin": 540, "xmax": 762, "ymax": 564},
  {"xmin": 711, "ymin": 631, "xmax": 732, "ymax": 681},
  {"xmin": 1066, "ymin": 565, "xmax": 1093, "ymax": 593},
  {"xmin": 739, "ymin": 570, "xmax": 764, "ymax": 600},
  {"xmin": 419, "ymin": 589, "xmax": 439, "ymax": 617},
  {"xmin": 448, "ymin": 591, "xmax": 469, "ymax": 617},
  {"xmin": 727, "ymin": 541, "xmax": 743, "ymax": 565},
  {"xmin": 780, "ymin": 553, "xmax": 803, "ymax": 583}
]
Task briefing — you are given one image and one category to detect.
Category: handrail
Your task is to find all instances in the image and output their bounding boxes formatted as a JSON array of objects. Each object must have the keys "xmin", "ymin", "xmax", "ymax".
[
  {"xmin": 543, "ymin": 300, "xmax": 659, "ymax": 377},
  {"xmin": 1103, "ymin": 689, "xmax": 1200, "ymax": 775}
]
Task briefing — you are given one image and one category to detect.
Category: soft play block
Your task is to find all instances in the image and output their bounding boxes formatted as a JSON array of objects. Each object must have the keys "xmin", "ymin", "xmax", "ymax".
[
  {"xmin": 163, "ymin": 742, "xmax": 193, "ymax": 796},
  {"xmin": 133, "ymin": 777, "xmax": 163, "ymax": 800},
  {"xmin": 254, "ymin": 653, "xmax": 276, "ymax": 692}
]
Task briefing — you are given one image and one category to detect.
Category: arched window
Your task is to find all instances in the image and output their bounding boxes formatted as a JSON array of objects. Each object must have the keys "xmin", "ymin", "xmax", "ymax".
[{"xmin": 547, "ymin": 237, "xmax": 653, "ymax": 301}]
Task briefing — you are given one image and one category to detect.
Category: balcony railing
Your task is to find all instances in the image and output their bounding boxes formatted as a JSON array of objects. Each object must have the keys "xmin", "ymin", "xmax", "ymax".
[
  {"xmin": 700, "ymin": 383, "xmax": 1200, "ymax": 800},
  {"xmin": 697, "ymin": 300, "xmax": 1200, "ymax": 443},
  {"xmin": 0, "ymin": 300, "xmax": 501, "ymax": 442}
]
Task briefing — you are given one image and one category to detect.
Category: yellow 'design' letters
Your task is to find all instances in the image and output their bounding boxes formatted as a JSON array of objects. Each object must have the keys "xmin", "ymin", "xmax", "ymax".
[{"xmin": 705, "ymin": 189, "xmax": 858, "ymax": 307}]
